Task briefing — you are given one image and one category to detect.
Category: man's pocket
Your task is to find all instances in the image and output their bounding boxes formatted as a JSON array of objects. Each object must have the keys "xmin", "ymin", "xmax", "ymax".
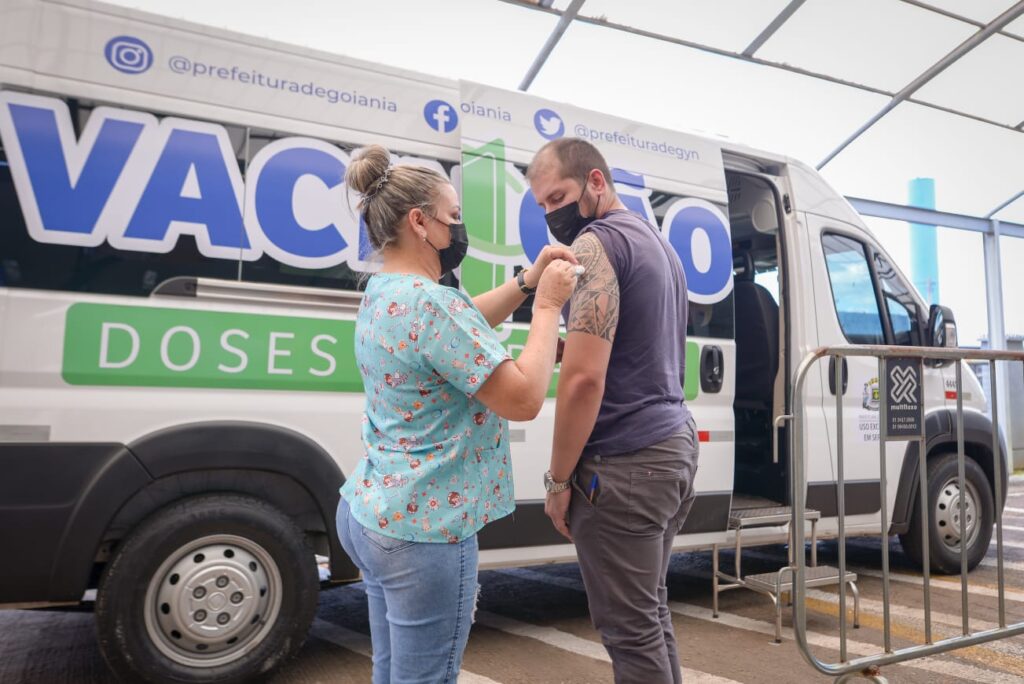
[{"xmin": 628, "ymin": 468, "xmax": 686, "ymax": 534}]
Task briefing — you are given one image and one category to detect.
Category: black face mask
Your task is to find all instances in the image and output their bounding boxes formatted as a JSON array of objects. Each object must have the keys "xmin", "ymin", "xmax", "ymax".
[
  {"xmin": 424, "ymin": 216, "xmax": 469, "ymax": 276},
  {"xmin": 545, "ymin": 176, "xmax": 601, "ymax": 245}
]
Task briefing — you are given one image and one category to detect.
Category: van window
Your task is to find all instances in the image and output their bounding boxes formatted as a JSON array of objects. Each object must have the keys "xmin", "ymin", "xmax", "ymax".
[
  {"xmin": 822, "ymin": 233, "xmax": 885, "ymax": 345},
  {"xmin": 873, "ymin": 252, "xmax": 922, "ymax": 346},
  {"xmin": 236, "ymin": 130, "xmax": 367, "ymax": 294},
  {"xmin": 0, "ymin": 98, "xmax": 242, "ymax": 296},
  {"xmin": 0, "ymin": 96, "xmax": 445, "ymax": 297},
  {"xmin": 754, "ymin": 263, "xmax": 780, "ymax": 304}
]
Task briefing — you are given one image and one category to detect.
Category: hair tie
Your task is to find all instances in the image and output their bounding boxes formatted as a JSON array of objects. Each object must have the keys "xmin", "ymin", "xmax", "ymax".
[{"xmin": 363, "ymin": 166, "xmax": 393, "ymax": 201}]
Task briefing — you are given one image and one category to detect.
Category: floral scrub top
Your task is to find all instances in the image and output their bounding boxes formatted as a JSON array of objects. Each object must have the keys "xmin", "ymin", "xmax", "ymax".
[{"xmin": 340, "ymin": 273, "xmax": 514, "ymax": 544}]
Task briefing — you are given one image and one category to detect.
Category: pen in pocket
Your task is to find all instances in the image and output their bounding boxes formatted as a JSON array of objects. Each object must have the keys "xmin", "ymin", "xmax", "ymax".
[{"xmin": 587, "ymin": 473, "xmax": 599, "ymax": 504}]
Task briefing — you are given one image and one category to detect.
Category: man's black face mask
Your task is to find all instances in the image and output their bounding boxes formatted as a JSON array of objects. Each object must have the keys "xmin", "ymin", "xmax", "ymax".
[{"xmin": 545, "ymin": 176, "xmax": 600, "ymax": 245}]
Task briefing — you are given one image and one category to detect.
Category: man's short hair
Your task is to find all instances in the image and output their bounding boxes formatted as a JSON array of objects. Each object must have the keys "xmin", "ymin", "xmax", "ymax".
[{"xmin": 527, "ymin": 137, "xmax": 614, "ymax": 189}]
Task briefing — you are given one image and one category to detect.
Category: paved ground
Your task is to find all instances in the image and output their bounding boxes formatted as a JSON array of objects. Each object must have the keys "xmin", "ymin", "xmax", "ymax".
[{"xmin": 3, "ymin": 480, "xmax": 1024, "ymax": 683}]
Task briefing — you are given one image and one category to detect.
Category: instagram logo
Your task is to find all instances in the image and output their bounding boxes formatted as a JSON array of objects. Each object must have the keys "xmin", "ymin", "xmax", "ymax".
[{"xmin": 104, "ymin": 36, "xmax": 153, "ymax": 75}]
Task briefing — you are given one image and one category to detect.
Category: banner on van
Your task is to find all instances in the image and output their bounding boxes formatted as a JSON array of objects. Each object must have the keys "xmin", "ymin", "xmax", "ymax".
[
  {"xmin": 7, "ymin": 2, "xmax": 460, "ymax": 150},
  {"xmin": 457, "ymin": 82, "xmax": 733, "ymax": 306},
  {"xmin": 458, "ymin": 81, "xmax": 727, "ymax": 199},
  {"xmin": 0, "ymin": 82, "xmax": 734, "ymax": 305}
]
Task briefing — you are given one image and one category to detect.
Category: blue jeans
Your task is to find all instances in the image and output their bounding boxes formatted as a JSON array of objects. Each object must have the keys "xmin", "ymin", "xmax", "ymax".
[{"xmin": 336, "ymin": 497, "xmax": 479, "ymax": 684}]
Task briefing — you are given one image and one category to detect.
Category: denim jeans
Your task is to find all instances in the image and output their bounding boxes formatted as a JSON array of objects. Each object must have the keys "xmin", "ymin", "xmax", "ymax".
[{"xmin": 336, "ymin": 497, "xmax": 479, "ymax": 684}]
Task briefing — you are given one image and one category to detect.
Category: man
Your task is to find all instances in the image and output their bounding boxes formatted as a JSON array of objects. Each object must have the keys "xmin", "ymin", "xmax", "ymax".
[{"xmin": 528, "ymin": 138, "xmax": 699, "ymax": 684}]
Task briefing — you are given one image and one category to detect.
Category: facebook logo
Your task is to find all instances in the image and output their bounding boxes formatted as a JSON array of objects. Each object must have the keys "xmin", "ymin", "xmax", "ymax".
[{"xmin": 423, "ymin": 100, "xmax": 458, "ymax": 133}]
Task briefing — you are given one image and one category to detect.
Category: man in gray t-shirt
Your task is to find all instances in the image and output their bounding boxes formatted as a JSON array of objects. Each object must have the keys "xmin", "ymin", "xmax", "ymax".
[{"xmin": 529, "ymin": 138, "xmax": 699, "ymax": 684}]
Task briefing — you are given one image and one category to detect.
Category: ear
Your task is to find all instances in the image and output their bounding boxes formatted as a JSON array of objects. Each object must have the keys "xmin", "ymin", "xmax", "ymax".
[
  {"xmin": 407, "ymin": 206, "xmax": 427, "ymax": 239},
  {"xmin": 588, "ymin": 168, "xmax": 609, "ymax": 194}
]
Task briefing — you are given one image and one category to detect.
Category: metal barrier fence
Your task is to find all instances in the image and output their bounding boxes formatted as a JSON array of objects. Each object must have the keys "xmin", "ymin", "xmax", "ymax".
[{"xmin": 789, "ymin": 345, "xmax": 1024, "ymax": 683}]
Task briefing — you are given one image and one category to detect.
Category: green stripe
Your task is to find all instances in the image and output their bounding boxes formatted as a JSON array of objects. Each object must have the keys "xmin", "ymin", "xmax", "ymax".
[{"xmin": 62, "ymin": 303, "xmax": 361, "ymax": 392}]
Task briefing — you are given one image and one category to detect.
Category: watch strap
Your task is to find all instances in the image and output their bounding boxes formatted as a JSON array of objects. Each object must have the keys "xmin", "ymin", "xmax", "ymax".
[
  {"xmin": 517, "ymin": 268, "xmax": 536, "ymax": 295},
  {"xmin": 544, "ymin": 470, "xmax": 571, "ymax": 493}
]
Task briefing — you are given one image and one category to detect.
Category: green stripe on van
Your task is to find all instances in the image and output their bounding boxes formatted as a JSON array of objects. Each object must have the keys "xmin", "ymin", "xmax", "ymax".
[
  {"xmin": 684, "ymin": 340, "xmax": 699, "ymax": 401},
  {"xmin": 62, "ymin": 303, "xmax": 702, "ymax": 399},
  {"xmin": 62, "ymin": 303, "xmax": 362, "ymax": 392}
]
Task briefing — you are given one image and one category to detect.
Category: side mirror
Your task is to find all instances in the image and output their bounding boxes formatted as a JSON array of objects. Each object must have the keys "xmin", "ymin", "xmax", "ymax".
[{"xmin": 928, "ymin": 304, "xmax": 957, "ymax": 349}]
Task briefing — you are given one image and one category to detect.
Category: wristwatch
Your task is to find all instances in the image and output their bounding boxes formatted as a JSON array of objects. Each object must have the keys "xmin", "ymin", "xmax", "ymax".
[
  {"xmin": 516, "ymin": 268, "xmax": 536, "ymax": 295},
  {"xmin": 544, "ymin": 470, "xmax": 570, "ymax": 494}
]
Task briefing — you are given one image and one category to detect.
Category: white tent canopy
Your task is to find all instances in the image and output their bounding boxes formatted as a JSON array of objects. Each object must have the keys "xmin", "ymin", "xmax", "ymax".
[{"xmin": 538, "ymin": 0, "xmax": 1024, "ymax": 223}]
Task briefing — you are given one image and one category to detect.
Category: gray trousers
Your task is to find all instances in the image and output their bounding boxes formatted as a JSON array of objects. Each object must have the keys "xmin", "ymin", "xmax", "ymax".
[{"xmin": 570, "ymin": 417, "xmax": 700, "ymax": 684}]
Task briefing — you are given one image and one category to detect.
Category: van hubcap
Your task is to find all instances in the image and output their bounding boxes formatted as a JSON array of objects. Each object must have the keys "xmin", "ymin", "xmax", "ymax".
[
  {"xmin": 143, "ymin": 535, "xmax": 282, "ymax": 668},
  {"xmin": 934, "ymin": 477, "xmax": 980, "ymax": 553}
]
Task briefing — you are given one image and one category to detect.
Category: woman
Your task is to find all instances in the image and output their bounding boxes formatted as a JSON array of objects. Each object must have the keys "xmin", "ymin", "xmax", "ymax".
[{"xmin": 336, "ymin": 144, "xmax": 578, "ymax": 683}]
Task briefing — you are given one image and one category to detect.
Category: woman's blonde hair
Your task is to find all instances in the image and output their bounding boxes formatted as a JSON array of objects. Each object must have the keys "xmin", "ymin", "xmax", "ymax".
[{"xmin": 346, "ymin": 144, "xmax": 449, "ymax": 251}]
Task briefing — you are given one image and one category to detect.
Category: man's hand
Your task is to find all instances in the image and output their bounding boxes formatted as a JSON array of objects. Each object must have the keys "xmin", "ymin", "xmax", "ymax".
[{"xmin": 545, "ymin": 488, "xmax": 573, "ymax": 541}]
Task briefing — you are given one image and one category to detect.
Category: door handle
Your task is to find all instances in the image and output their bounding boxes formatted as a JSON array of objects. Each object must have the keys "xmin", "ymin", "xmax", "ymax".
[
  {"xmin": 773, "ymin": 414, "xmax": 793, "ymax": 464},
  {"xmin": 828, "ymin": 356, "xmax": 848, "ymax": 395},
  {"xmin": 700, "ymin": 345, "xmax": 724, "ymax": 393}
]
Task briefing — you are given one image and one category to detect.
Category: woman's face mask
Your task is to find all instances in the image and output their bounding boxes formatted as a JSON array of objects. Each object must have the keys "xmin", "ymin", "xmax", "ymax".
[
  {"xmin": 544, "ymin": 176, "xmax": 601, "ymax": 245},
  {"xmin": 423, "ymin": 214, "xmax": 469, "ymax": 275}
]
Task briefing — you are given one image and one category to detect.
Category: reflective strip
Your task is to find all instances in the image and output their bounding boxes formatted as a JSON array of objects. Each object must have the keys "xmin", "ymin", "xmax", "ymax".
[
  {"xmin": 944, "ymin": 391, "xmax": 972, "ymax": 401},
  {"xmin": 0, "ymin": 425, "xmax": 50, "ymax": 442},
  {"xmin": 699, "ymin": 430, "xmax": 734, "ymax": 443}
]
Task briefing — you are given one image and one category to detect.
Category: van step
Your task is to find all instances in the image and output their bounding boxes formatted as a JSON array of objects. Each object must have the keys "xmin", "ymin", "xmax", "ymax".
[
  {"xmin": 728, "ymin": 506, "xmax": 820, "ymax": 529},
  {"xmin": 744, "ymin": 565, "xmax": 856, "ymax": 594}
]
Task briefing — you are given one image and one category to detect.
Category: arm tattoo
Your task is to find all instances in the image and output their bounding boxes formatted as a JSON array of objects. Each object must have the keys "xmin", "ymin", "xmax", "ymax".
[{"xmin": 567, "ymin": 234, "xmax": 620, "ymax": 342}]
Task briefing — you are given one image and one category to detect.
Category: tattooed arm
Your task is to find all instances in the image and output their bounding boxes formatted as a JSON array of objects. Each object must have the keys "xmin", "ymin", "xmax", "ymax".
[
  {"xmin": 545, "ymin": 233, "xmax": 618, "ymax": 539},
  {"xmin": 549, "ymin": 233, "xmax": 619, "ymax": 481}
]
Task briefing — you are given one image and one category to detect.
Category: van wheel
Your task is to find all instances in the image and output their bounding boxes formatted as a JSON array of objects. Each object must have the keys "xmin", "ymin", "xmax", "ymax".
[
  {"xmin": 899, "ymin": 452, "xmax": 994, "ymax": 575},
  {"xmin": 96, "ymin": 494, "xmax": 318, "ymax": 683}
]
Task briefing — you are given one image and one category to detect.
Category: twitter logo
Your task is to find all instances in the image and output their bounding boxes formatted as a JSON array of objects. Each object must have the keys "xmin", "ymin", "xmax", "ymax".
[{"xmin": 533, "ymin": 108, "xmax": 565, "ymax": 140}]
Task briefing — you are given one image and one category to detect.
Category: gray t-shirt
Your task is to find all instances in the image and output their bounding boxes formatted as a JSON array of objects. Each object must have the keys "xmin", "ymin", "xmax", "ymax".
[{"xmin": 570, "ymin": 209, "xmax": 691, "ymax": 457}]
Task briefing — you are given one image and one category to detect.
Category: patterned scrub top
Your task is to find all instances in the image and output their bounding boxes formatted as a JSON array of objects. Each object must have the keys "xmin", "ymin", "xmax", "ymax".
[{"xmin": 340, "ymin": 273, "xmax": 514, "ymax": 544}]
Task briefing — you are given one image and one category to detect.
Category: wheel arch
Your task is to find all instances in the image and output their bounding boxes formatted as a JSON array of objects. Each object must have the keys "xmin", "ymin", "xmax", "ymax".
[{"xmin": 889, "ymin": 408, "xmax": 1008, "ymax": 536}]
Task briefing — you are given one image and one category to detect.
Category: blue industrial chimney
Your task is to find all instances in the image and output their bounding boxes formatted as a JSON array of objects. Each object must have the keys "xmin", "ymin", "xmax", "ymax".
[{"xmin": 909, "ymin": 178, "xmax": 939, "ymax": 304}]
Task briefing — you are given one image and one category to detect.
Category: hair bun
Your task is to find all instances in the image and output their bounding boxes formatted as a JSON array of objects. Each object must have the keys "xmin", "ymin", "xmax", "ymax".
[{"xmin": 346, "ymin": 144, "xmax": 392, "ymax": 196}]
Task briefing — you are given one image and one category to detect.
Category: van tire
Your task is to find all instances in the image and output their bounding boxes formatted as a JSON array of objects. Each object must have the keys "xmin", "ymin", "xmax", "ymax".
[
  {"xmin": 95, "ymin": 494, "xmax": 318, "ymax": 683},
  {"xmin": 899, "ymin": 452, "xmax": 993, "ymax": 575}
]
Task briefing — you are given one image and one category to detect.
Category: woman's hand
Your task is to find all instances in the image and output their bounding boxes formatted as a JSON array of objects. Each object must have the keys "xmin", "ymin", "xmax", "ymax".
[
  {"xmin": 534, "ymin": 259, "xmax": 579, "ymax": 312},
  {"xmin": 523, "ymin": 245, "xmax": 578, "ymax": 290}
]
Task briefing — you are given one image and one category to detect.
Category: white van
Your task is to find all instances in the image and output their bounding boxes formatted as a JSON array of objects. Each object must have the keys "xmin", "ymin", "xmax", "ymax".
[{"xmin": 0, "ymin": 0, "xmax": 1006, "ymax": 681}]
